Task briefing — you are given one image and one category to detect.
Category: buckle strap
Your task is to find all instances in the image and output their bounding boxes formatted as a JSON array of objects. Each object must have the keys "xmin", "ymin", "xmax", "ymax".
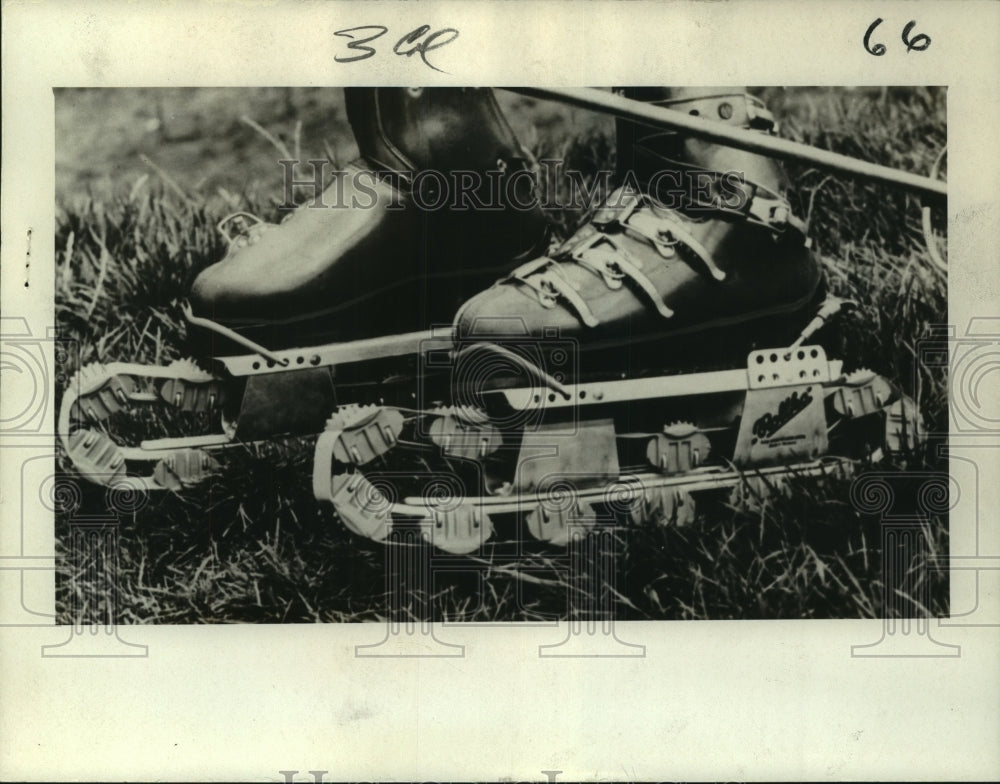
[
  {"xmin": 508, "ymin": 257, "xmax": 600, "ymax": 327},
  {"xmin": 744, "ymin": 183, "xmax": 809, "ymax": 238},
  {"xmin": 629, "ymin": 152, "xmax": 806, "ymax": 237},
  {"xmin": 624, "ymin": 207, "xmax": 727, "ymax": 282},
  {"xmin": 217, "ymin": 212, "xmax": 268, "ymax": 249},
  {"xmin": 501, "ymin": 255, "xmax": 551, "ymax": 281},
  {"xmin": 572, "ymin": 235, "xmax": 675, "ymax": 319},
  {"xmin": 593, "ymin": 189, "xmax": 728, "ymax": 282},
  {"xmin": 592, "ymin": 188, "xmax": 643, "ymax": 230}
]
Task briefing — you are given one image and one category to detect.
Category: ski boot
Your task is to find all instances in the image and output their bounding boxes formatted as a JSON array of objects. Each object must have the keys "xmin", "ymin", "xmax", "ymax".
[
  {"xmin": 311, "ymin": 88, "xmax": 923, "ymax": 553},
  {"xmin": 190, "ymin": 87, "xmax": 548, "ymax": 351},
  {"xmin": 453, "ymin": 87, "xmax": 825, "ymax": 372},
  {"xmin": 60, "ymin": 88, "xmax": 549, "ymax": 491}
]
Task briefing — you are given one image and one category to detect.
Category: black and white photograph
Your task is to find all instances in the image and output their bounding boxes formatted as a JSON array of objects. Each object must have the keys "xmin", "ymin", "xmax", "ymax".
[
  {"xmin": 2, "ymin": 2, "xmax": 998, "ymax": 781},
  {"xmin": 53, "ymin": 84, "xmax": 948, "ymax": 623}
]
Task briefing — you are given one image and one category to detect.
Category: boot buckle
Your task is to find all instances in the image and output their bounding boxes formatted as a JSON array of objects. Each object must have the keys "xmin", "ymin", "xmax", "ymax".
[
  {"xmin": 216, "ymin": 211, "xmax": 264, "ymax": 247},
  {"xmin": 529, "ymin": 270, "xmax": 600, "ymax": 327},
  {"xmin": 597, "ymin": 261, "xmax": 626, "ymax": 289},
  {"xmin": 745, "ymin": 96, "xmax": 778, "ymax": 133},
  {"xmin": 536, "ymin": 276, "xmax": 560, "ymax": 308},
  {"xmin": 571, "ymin": 235, "xmax": 673, "ymax": 320},
  {"xmin": 628, "ymin": 209, "xmax": 728, "ymax": 282},
  {"xmin": 592, "ymin": 187, "xmax": 642, "ymax": 230},
  {"xmin": 571, "ymin": 234, "xmax": 629, "ymax": 289}
]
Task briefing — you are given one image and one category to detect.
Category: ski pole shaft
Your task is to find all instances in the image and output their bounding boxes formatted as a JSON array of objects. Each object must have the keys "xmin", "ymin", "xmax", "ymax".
[{"xmin": 504, "ymin": 87, "xmax": 947, "ymax": 202}]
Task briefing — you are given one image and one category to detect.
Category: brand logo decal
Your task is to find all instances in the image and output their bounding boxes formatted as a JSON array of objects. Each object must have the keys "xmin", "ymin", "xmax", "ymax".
[{"xmin": 752, "ymin": 388, "xmax": 814, "ymax": 441}]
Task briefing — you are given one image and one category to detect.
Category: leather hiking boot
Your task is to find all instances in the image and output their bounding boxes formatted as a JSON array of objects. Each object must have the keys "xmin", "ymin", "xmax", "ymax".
[
  {"xmin": 189, "ymin": 87, "xmax": 549, "ymax": 353},
  {"xmin": 453, "ymin": 87, "xmax": 825, "ymax": 379}
]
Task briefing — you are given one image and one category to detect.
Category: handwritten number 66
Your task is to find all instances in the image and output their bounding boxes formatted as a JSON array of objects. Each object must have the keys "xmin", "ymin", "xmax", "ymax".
[{"xmin": 864, "ymin": 18, "xmax": 932, "ymax": 56}]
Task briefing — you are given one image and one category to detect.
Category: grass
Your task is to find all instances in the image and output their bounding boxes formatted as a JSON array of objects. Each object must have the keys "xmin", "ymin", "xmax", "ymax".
[{"xmin": 54, "ymin": 87, "xmax": 948, "ymax": 624}]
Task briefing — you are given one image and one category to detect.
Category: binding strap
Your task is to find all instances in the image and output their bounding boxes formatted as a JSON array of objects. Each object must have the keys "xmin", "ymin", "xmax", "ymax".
[
  {"xmin": 571, "ymin": 234, "xmax": 675, "ymax": 318},
  {"xmin": 630, "ymin": 152, "xmax": 808, "ymax": 238},
  {"xmin": 621, "ymin": 201, "xmax": 728, "ymax": 281},
  {"xmin": 503, "ymin": 190, "xmax": 727, "ymax": 326},
  {"xmin": 623, "ymin": 91, "xmax": 807, "ymax": 238},
  {"xmin": 505, "ymin": 256, "xmax": 600, "ymax": 327},
  {"xmin": 593, "ymin": 189, "xmax": 727, "ymax": 281}
]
